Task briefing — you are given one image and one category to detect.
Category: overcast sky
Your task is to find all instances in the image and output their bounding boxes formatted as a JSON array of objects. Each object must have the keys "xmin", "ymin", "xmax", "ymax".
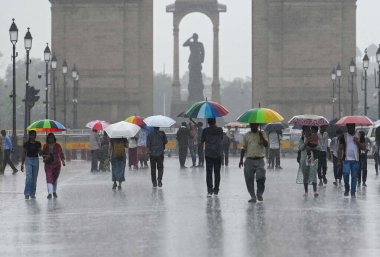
[{"xmin": 0, "ymin": 0, "xmax": 379, "ymax": 80}]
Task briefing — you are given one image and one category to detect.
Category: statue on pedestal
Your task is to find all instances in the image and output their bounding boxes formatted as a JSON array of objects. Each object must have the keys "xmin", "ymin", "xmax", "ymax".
[{"xmin": 183, "ymin": 33, "xmax": 205, "ymax": 102}]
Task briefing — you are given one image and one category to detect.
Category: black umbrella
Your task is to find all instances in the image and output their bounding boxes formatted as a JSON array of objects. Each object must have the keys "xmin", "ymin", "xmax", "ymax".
[{"xmin": 264, "ymin": 122, "xmax": 288, "ymax": 133}]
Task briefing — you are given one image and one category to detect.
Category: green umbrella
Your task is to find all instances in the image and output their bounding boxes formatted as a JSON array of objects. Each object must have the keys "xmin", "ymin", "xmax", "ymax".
[{"xmin": 237, "ymin": 108, "xmax": 284, "ymax": 124}]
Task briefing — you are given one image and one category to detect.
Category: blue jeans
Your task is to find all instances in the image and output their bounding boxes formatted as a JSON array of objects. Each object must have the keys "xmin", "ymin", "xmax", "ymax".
[
  {"xmin": 343, "ymin": 160, "xmax": 359, "ymax": 193},
  {"xmin": 24, "ymin": 157, "xmax": 39, "ymax": 196}
]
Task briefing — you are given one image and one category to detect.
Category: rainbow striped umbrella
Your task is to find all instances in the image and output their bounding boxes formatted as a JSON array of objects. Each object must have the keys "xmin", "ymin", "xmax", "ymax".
[
  {"xmin": 185, "ymin": 99, "xmax": 229, "ymax": 119},
  {"xmin": 125, "ymin": 115, "xmax": 145, "ymax": 126},
  {"xmin": 27, "ymin": 119, "xmax": 66, "ymax": 132},
  {"xmin": 237, "ymin": 108, "xmax": 284, "ymax": 124}
]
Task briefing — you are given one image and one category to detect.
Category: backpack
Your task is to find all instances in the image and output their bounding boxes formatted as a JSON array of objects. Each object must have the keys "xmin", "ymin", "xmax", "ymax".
[{"xmin": 113, "ymin": 141, "xmax": 126, "ymax": 158}]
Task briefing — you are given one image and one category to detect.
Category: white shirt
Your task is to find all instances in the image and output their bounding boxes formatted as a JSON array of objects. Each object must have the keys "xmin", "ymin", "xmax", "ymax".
[
  {"xmin": 330, "ymin": 137, "xmax": 339, "ymax": 157},
  {"xmin": 128, "ymin": 138, "xmax": 137, "ymax": 148},
  {"xmin": 318, "ymin": 132, "xmax": 329, "ymax": 152},
  {"xmin": 89, "ymin": 132, "xmax": 100, "ymax": 150},
  {"xmin": 268, "ymin": 132, "xmax": 280, "ymax": 149},
  {"xmin": 346, "ymin": 133, "xmax": 358, "ymax": 161}
]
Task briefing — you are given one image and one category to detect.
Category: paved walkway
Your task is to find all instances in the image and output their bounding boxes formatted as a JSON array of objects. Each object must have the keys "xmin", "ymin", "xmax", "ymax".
[{"xmin": 0, "ymin": 157, "xmax": 380, "ymax": 257}]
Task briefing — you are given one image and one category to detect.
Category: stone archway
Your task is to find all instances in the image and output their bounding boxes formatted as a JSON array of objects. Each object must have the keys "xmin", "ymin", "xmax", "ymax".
[{"xmin": 167, "ymin": 0, "xmax": 226, "ymax": 111}]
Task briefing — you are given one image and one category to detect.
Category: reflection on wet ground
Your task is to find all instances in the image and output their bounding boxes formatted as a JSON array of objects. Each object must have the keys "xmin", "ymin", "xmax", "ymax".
[{"xmin": 1, "ymin": 158, "xmax": 380, "ymax": 257}]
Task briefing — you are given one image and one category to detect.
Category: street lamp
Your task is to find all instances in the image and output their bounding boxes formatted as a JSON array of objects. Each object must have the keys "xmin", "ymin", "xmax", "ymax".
[
  {"xmin": 349, "ymin": 58, "xmax": 356, "ymax": 115},
  {"xmin": 376, "ymin": 45, "xmax": 380, "ymax": 119},
  {"xmin": 363, "ymin": 49, "xmax": 369, "ymax": 116},
  {"xmin": 44, "ymin": 43, "xmax": 51, "ymax": 119},
  {"xmin": 51, "ymin": 53, "xmax": 57, "ymax": 120},
  {"xmin": 331, "ymin": 68, "xmax": 336, "ymax": 119},
  {"xmin": 9, "ymin": 18, "xmax": 18, "ymax": 145},
  {"xmin": 62, "ymin": 60, "xmax": 68, "ymax": 127},
  {"xmin": 71, "ymin": 65, "xmax": 78, "ymax": 129},
  {"xmin": 336, "ymin": 63, "xmax": 342, "ymax": 118},
  {"xmin": 24, "ymin": 28, "xmax": 32, "ymax": 137}
]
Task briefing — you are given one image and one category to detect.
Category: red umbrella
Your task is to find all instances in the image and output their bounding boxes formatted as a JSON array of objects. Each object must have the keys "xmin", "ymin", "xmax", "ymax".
[
  {"xmin": 86, "ymin": 120, "xmax": 110, "ymax": 130},
  {"xmin": 336, "ymin": 116, "xmax": 373, "ymax": 126}
]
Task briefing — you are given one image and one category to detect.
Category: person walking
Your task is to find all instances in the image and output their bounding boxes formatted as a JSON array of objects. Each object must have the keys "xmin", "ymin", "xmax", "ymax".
[
  {"xmin": 357, "ymin": 130, "xmax": 372, "ymax": 187},
  {"xmin": 239, "ymin": 123, "xmax": 268, "ymax": 203},
  {"xmin": 201, "ymin": 118, "xmax": 223, "ymax": 197},
  {"xmin": 21, "ymin": 130, "xmax": 42, "ymax": 199},
  {"xmin": 221, "ymin": 132, "xmax": 231, "ymax": 166},
  {"xmin": 197, "ymin": 122, "xmax": 204, "ymax": 167},
  {"xmin": 1, "ymin": 130, "xmax": 18, "ymax": 174},
  {"xmin": 109, "ymin": 138, "xmax": 127, "ymax": 190},
  {"xmin": 188, "ymin": 123, "xmax": 198, "ymax": 168},
  {"xmin": 267, "ymin": 130, "xmax": 282, "ymax": 169},
  {"xmin": 128, "ymin": 137, "xmax": 138, "ymax": 170},
  {"xmin": 176, "ymin": 122, "xmax": 190, "ymax": 168},
  {"xmin": 0, "ymin": 136, "xmax": 3, "ymax": 175},
  {"xmin": 330, "ymin": 129, "xmax": 343, "ymax": 186},
  {"xmin": 99, "ymin": 131, "xmax": 110, "ymax": 172},
  {"xmin": 42, "ymin": 133, "xmax": 65, "ymax": 199},
  {"xmin": 147, "ymin": 127, "xmax": 168, "ymax": 188},
  {"xmin": 317, "ymin": 125, "xmax": 329, "ymax": 185},
  {"xmin": 372, "ymin": 142, "xmax": 379, "ymax": 176},
  {"xmin": 89, "ymin": 129, "xmax": 101, "ymax": 172},
  {"xmin": 137, "ymin": 128, "xmax": 149, "ymax": 169},
  {"xmin": 297, "ymin": 126, "xmax": 319, "ymax": 197},
  {"xmin": 338, "ymin": 123, "xmax": 365, "ymax": 197}
]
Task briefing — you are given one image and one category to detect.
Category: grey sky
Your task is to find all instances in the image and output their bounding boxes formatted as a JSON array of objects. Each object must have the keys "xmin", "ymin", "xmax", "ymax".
[{"xmin": 0, "ymin": 0, "xmax": 379, "ymax": 80}]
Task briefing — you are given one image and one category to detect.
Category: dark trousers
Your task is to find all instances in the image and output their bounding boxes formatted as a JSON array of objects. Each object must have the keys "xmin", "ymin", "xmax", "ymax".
[
  {"xmin": 197, "ymin": 144, "xmax": 204, "ymax": 165},
  {"xmin": 221, "ymin": 147, "xmax": 229, "ymax": 166},
  {"xmin": 205, "ymin": 156, "xmax": 222, "ymax": 194},
  {"xmin": 150, "ymin": 155, "xmax": 164, "ymax": 184},
  {"xmin": 375, "ymin": 153, "xmax": 379, "ymax": 174},
  {"xmin": 91, "ymin": 150, "xmax": 99, "ymax": 171},
  {"xmin": 178, "ymin": 145, "xmax": 188, "ymax": 167},
  {"xmin": 189, "ymin": 144, "xmax": 197, "ymax": 166},
  {"xmin": 3, "ymin": 149, "xmax": 17, "ymax": 172},
  {"xmin": 268, "ymin": 148, "xmax": 280, "ymax": 167},
  {"xmin": 332, "ymin": 155, "xmax": 343, "ymax": 180},
  {"xmin": 358, "ymin": 153, "xmax": 368, "ymax": 184},
  {"xmin": 317, "ymin": 151, "xmax": 327, "ymax": 180}
]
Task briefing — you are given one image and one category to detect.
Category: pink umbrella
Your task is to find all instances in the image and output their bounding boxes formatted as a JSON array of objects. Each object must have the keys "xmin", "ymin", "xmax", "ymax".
[
  {"xmin": 86, "ymin": 120, "xmax": 110, "ymax": 130},
  {"xmin": 336, "ymin": 116, "xmax": 373, "ymax": 126},
  {"xmin": 288, "ymin": 114, "xmax": 329, "ymax": 127}
]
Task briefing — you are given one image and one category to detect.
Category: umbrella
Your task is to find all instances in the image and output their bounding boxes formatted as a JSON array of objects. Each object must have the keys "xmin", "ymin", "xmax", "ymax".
[
  {"xmin": 125, "ymin": 115, "xmax": 145, "ymax": 126},
  {"xmin": 264, "ymin": 122, "xmax": 288, "ymax": 133},
  {"xmin": 288, "ymin": 114, "xmax": 329, "ymax": 126},
  {"xmin": 185, "ymin": 99, "xmax": 229, "ymax": 119},
  {"xmin": 104, "ymin": 121, "xmax": 141, "ymax": 138},
  {"xmin": 336, "ymin": 115, "xmax": 374, "ymax": 126},
  {"xmin": 177, "ymin": 111, "xmax": 190, "ymax": 118},
  {"xmin": 237, "ymin": 108, "xmax": 284, "ymax": 124},
  {"xmin": 27, "ymin": 119, "xmax": 66, "ymax": 132},
  {"xmin": 143, "ymin": 115, "xmax": 176, "ymax": 128},
  {"xmin": 86, "ymin": 120, "xmax": 110, "ymax": 130},
  {"xmin": 224, "ymin": 121, "xmax": 249, "ymax": 128}
]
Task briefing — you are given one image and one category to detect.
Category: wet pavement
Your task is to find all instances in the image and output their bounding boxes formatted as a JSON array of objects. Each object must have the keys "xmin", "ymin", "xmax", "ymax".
[{"xmin": 1, "ymin": 156, "xmax": 380, "ymax": 257}]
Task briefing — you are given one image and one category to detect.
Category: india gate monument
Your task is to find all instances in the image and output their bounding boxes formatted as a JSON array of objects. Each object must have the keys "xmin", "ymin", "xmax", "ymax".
[{"xmin": 49, "ymin": 0, "xmax": 357, "ymax": 124}]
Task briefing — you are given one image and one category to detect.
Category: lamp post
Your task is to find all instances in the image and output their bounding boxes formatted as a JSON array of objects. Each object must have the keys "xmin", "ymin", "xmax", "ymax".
[
  {"xmin": 9, "ymin": 19, "xmax": 18, "ymax": 145},
  {"xmin": 73, "ymin": 73, "xmax": 79, "ymax": 129},
  {"xmin": 62, "ymin": 60, "xmax": 68, "ymax": 126},
  {"xmin": 349, "ymin": 58, "xmax": 356, "ymax": 115},
  {"xmin": 336, "ymin": 64, "xmax": 342, "ymax": 118},
  {"xmin": 71, "ymin": 65, "xmax": 78, "ymax": 129},
  {"xmin": 376, "ymin": 45, "xmax": 380, "ymax": 119},
  {"xmin": 44, "ymin": 43, "xmax": 51, "ymax": 119},
  {"xmin": 51, "ymin": 53, "xmax": 57, "ymax": 120},
  {"xmin": 331, "ymin": 68, "xmax": 336, "ymax": 120},
  {"xmin": 24, "ymin": 28, "xmax": 32, "ymax": 137},
  {"xmin": 363, "ymin": 49, "xmax": 369, "ymax": 116}
]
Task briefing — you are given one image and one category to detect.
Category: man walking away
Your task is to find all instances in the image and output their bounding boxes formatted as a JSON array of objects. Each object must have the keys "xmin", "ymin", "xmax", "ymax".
[
  {"xmin": 89, "ymin": 129, "xmax": 100, "ymax": 172},
  {"xmin": 176, "ymin": 122, "xmax": 190, "ymax": 168},
  {"xmin": 267, "ymin": 130, "xmax": 282, "ymax": 169},
  {"xmin": 239, "ymin": 123, "xmax": 268, "ymax": 203},
  {"xmin": 358, "ymin": 131, "xmax": 372, "ymax": 187},
  {"xmin": 221, "ymin": 132, "xmax": 231, "ymax": 166},
  {"xmin": 201, "ymin": 118, "xmax": 223, "ymax": 197},
  {"xmin": 1, "ymin": 130, "xmax": 18, "ymax": 174},
  {"xmin": 330, "ymin": 129, "xmax": 343, "ymax": 186},
  {"xmin": 147, "ymin": 127, "xmax": 168, "ymax": 188}
]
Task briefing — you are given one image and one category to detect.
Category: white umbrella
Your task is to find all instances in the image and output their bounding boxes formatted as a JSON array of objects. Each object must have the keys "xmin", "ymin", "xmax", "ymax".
[
  {"xmin": 104, "ymin": 121, "xmax": 141, "ymax": 138},
  {"xmin": 143, "ymin": 115, "xmax": 176, "ymax": 128}
]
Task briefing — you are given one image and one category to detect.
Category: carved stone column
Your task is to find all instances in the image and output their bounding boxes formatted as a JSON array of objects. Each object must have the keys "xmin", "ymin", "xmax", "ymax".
[
  {"xmin": 172, "ymin": 25, "xmax": 181, "ymax": 105},
  {"xmin": 211, "ymin": 24, "xmax": 221, "ymax": 103}
]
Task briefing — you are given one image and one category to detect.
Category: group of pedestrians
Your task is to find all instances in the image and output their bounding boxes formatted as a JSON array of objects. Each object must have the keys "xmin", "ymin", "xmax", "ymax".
[{"xmin": 298, "ymin": 123, "xmax": 374, "ymax": 198}]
